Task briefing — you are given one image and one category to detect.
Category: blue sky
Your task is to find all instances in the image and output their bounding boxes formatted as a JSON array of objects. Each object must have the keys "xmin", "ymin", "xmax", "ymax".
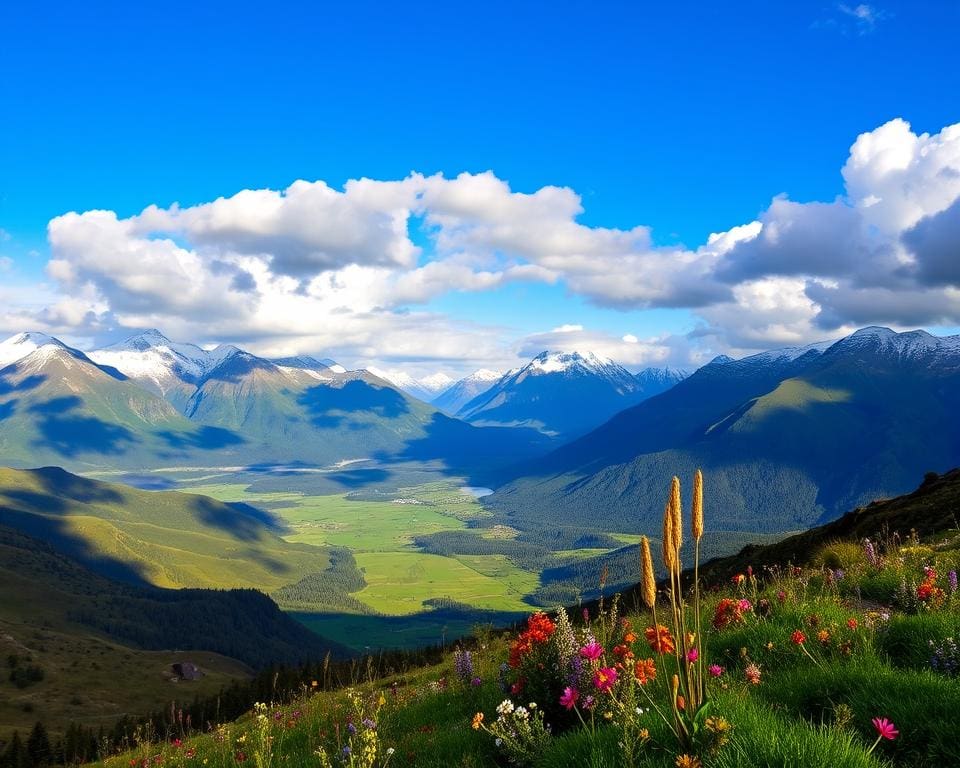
[{"xmin": 1, "ymin": 1, "xmax": 959, "ymax": 377}]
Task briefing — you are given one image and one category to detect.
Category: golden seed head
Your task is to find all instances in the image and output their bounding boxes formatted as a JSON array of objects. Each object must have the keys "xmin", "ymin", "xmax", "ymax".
[
  {"xmin": 692, "ymin": 469, "xmax": 704, "ymax": 541},
  {"xmin": 670, "ymin": 475, "xmax": 683, "ymax": 555},
  {"xmin": 662, "ymin": 502, "xmax": 676, "ymax": 570},
  {"xmin": 640, "ymin": 536, "xmax": 656, "ymax": 608}
]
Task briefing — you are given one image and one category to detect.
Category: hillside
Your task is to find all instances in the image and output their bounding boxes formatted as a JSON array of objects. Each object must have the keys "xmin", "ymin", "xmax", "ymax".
[
  {"xmin": 0, "ymin": 466, "xmax": 335, "ymax": 591},
  {"xmin": 0, "ymin": 524, "xmax": 350, "ymax": 739},
  {"xmin": 490, "ymin": 328, "xmax": 960, "ymax": 537}
]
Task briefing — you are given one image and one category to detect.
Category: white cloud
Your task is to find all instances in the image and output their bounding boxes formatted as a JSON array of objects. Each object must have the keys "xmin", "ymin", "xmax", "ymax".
[
  {"xmin": 2, "ymin": 116, "xmax": 957, "ymax": 375},
  {"xmin": 0, "ymin": 256, "xmax": 12, "ymax": 271}
]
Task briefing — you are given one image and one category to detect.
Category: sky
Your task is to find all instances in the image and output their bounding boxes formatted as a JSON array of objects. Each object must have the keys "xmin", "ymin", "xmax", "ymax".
[{"xmin": 1, "ymin": 1, "xmax": 959, "ymax": 379}]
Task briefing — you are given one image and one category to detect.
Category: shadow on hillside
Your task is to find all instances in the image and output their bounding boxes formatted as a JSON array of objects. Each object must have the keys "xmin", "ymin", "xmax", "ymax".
[
  {"xmin": 118, "ymin": 473, "xmax": 177, "ymax": 490},
  {"xmin": 28, "ymin": 396, "xmax": 137, "ymax": 457},
  {"xmin": 188, "ymin": 495, "xmax": 290, "ymax": 541},
  {"xmin": 0, "ymin": 368, "xmax": 46, "ymax": 396},
  {"xmin": 0, "ymin": 506, "xmax": 152, "ymax": 586},
  {"xmin": 158, "ymin": 425, "xmax": 246, "ymax": 451},
  {"xmin": 380, "ymin": 413, "xmax": 553, "ymax": 483},
  {"xmin": 202, "ymin": 355, "xmax": 275, "ymax": 383},
  {"xmin": 297, "ymin": 381, "xmax": 410, "ymax": 429},
  {"xmin": 0, "ymin": 400, "xmax": 15, "ymax": 422}
]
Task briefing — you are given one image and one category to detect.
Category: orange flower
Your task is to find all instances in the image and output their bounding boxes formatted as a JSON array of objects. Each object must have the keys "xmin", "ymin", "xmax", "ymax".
[
  {"xmin": 624, "ymin": 632, "xmax": 637, "ymax": 643},
  {"xmin": 817, "ymin": 629, "xmax": 831, "ymax": 644},
  {"xmin": 634, "ymin": 657, "xmax": 657, "ymax": 685},
  {"xmin": 645, "ymin": 625, "xmax": 676, "ymax": 654}
]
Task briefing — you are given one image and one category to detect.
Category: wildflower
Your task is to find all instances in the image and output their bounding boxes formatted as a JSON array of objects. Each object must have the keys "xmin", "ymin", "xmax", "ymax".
[
  {"xmin": 603, "ymin": 711, "xmax": 613, "ymax": 721},
  {"xmin": 386, "ymin": 748, "xmax": 395, "ymax": 756},
  {"xmin": 949, "ymin": 570, "xmax": 958, "ymax": 594},
  {"xmin": 471, "ymin": 677, "xmax": 482, "ymax": 686},
  {"xmin": 712, "ymin": 598, "xmax": 745, "ymax": 630},
  {"xmin": 675, "ymin": 754, "xmax": 701, "ymax": 768},
  {"xmin": 593, "ymin": 667, "xmax": 618, "ymax": 693},
  {"xmin": 514, "ymin": 706, "xmax": 529, "ymax": 720},
  {"xmin": 744, "ymin": 662, "xmax": 762, "ymax": 685},
  {"xmin": 347, "ymin": 723, "xmax": 357, "ymax": 735},
  {"xmin": 872, "ymin": 717, "xmax": 898, "ymax": 740},
  {"xmin": 686, "ymin": 647, "xmax": 699, "ymax": 663},
  {"xmin": 579, "ymin": 641, "xmax": 603, "ymax": 661},
  {"xmin": 624, "ymin": 631, "xmax": 637, "ymax": 643},
  {"xmin": 708, "ymin": 663, "xmax": 724, "ymax": 677},
  {"xmin": 645, "ymin": 625, "xmax": 676, "ymax": 654},
  {"xmin": 471, "ymin": 712, "xmax": 484, "ymax": 730},
  {"xmin": 634, "ymin": 658, "xmax": 657, "ymax": 685},
  {"xmin": 496, "ymin": 700, "xmax": 514, "ymax": 716},
  {"xmin": 454, "ymin": 649, "xmax": 474, "ymax": 682},
  {"xmin": 776, "ymin": 590, "xmax": 787, "ymax": 603},
  {"xmin": 737, "ymin": 598, "xmax": 753, "ymax": 613},
  {"xmin": 847, "ymin": 618, "xmax": 859, "ymax": 630},
  {"xmin": 864, "ymin": 539, "xmax": 878, "ymax": 567},
  {"xmin": 817, "ymin": 629, "xmax": 831, "ymax": 645},
  {"xmin": 732, "ymin": 573, "xmax": 746, "ymax": 586},
  {"xmin": 583, "ymin": 695, "xmax": 596, "ymax": 710},
  {"xmin": 791, "ymin": 630, "xmax": 807, "ymax": 645}
]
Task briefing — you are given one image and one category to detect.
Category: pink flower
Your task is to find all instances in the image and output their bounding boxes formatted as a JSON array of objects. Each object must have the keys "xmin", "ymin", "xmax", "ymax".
[
  {"xmin": 744, "ymin": 662, "xmax": 762, "ymax": 685},
  {"xmin": 872, "ymin": 717, "xmax": 898, "ymax": 741},
  {"xmin": 579, "ymin": 641, "xmax": 603, "ymax": 661},
  {"xmin": 593, "ymin": 667, "xmax": 618, "ymax": 693},
  {"xmin": 737, "ymin": 598, "xmax": 753, "ymax": 612},
  {"xmin": 686, "ymin": 647, "xmax": 699, "ymax": 663},
  {"xmin": 708, "ymin": 664, "xmax": 724, "ymax": 677},
  {"xmin": 559, "ymin": 686, "xmax": 579, "ymax": 710}
]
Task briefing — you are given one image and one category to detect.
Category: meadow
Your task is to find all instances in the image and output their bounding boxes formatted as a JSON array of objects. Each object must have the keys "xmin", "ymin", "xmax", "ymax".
[{"xmin": 73, "ymin": 500, "xmax": 960, "ymax": 768}]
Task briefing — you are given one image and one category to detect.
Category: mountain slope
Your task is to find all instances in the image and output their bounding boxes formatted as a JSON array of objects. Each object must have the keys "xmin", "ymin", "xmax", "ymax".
[
  {"xmin": 0, "ymin": 466, "xmax": 337, "ymax": 591},
  {"xmin": 0, "ymin": 342, "xmax": 244, "ymax": 469},
  {"xmin": 365, "ymin": 368, "xmax": 454, "ymax": 403},
  {"xmin": 431, "ymin": 369, "xmax": 503, "ymax": 414},
  {"xmin": 489, "ymin": 328, "xmax": 960, "ymax": 535},
  {"xmin": 456, "ymin": 351, "xmax": 651, "ymax": 438}
]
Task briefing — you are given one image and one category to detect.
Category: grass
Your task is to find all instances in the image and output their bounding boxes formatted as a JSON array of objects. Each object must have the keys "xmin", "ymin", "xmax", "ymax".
[
  {"xmin": 0, "ymin": 468, "xmax": 332, "ymax": 592},
  {"xmin": 75, "ymin": 513, "xmax": 960, "ymax": 768},
  {"xmin": 351, "ymin": 552, "xmax": 538, "ymax": 614}
]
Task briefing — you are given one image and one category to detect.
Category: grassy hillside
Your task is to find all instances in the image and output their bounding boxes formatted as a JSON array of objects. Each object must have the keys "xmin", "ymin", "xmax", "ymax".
[
  {"xmin": 68, "ymin": 469, "xmax": 960, "ymax": 768},
  {"xmin": 0, "ymin": 524, "xmax": 351, "ymax": 740},
  {"xmin": 0, "ymin": 466, "xmax": 334, "ymax": 591}
]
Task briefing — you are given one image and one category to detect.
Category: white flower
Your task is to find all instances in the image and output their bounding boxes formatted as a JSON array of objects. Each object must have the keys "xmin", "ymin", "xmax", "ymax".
[
  {"xmin": 514, "ymin": 706, "xmax": 529, "ymax": 720},
  {"xmin": 386, "ymin": 748, "xmax": 395, "ymax": 756},
  {"xmin": 496, "ymin": 699, "xmax": 515, "ymax": 716},
  {"xmin": 528, "ymin": 702, "xmax": 537, "ymax": 709},
  {"xmin": 495, "ymin": 738, "xmax": 502, "ymax": 747}
]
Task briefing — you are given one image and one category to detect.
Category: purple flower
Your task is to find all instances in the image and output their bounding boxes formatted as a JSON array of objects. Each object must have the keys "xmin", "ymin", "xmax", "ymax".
[
  {"xmin": 949, "ymin": 570, "xmax": 958, "ymax": 594},
  {"xmin": 864, "ymin": 539, "xmax": 878, "ymax": 567},
  {"xmin": 471, "ymin": 677, "xmax": 482, "ymax": 686},
  {"xmin": 454, "ymin": 649, "xmax": 474, "ymax": 682},
  {"xmin": 362, "ymin": 718, "xmax": 376, "ymax": 730},
  {"xmin": 347, "ymin": 723, "xmax": 357, "ymax": 735}
]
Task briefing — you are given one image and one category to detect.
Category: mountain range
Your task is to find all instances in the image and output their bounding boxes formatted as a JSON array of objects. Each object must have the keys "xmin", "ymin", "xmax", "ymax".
[
  {"xmin": 488, "ymin": 326, "xmax": 960, "ymax": 536},
  {"xmin": 0, "ymin": 331, "xmax": 549, "ymax": 476},
  {"xmin": 454, "ymin": 351, "xmax": 688, "ymax": 438}
]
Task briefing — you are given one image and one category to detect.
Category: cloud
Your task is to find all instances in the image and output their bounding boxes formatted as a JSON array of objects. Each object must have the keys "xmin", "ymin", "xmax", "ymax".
[
  {"xmin": 0, "ymin": 256, "xmax": 12, "ymax": 271},
  {"xmin": 2, "ymin": 116, "xmax": 957, "ymax": 376},
  {"xmin": 815, "ymin": 4, "xmax": 889, "ymax": 35},
  {"xmin": 516, "ymin": 326, "xmax": 698, "ymax": 370}
]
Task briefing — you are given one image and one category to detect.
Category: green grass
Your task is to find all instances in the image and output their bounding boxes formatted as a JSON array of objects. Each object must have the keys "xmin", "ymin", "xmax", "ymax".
[
  {"xmin": 0, "ymin": 468, "xmax": 331, "ymax": 592},
  {"xmin": 352, "ymin": 551, "xmax": 538, "ymax": 614}
]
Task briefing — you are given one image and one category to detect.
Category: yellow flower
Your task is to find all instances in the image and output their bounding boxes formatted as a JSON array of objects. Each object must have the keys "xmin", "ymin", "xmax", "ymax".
[
  {"xmin": 378, "ymin": 695, "xmax": 386, "ymax": 707},
  {"xmin": 471, "ymin": 712, "xmax": 484, "ymax": 730},
  {"xmin": 675, "ymin": 756, "xmax": 701, "ymax": 768}
]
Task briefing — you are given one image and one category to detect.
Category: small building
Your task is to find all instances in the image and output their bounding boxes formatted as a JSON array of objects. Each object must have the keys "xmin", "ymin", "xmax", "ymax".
[{"xmin": 172, "ymin": 662, "xmax": 203, "ymax": 681}]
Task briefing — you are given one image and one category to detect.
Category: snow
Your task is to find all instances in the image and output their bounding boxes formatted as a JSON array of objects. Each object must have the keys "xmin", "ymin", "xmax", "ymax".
[
  {"xmin": 0, "ymin": 332, "xmax": 66, "ymax": 367},
  {"xmin": 528, "ymin": 350, "xmax": 615, "ymax": 374}
]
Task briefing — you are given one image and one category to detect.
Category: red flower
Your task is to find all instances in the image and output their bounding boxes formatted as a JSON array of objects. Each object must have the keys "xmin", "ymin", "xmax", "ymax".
[
  {"xmin": 645, "ymin": 625, "xmax": 676, "ymax": 654},
  {"xmin": 593, "ymin": 667, "xmax": 618, "ymax": 693},
  {"xmin": 791, "ymin": 630, "xmax": 807, "ymax": 645},
  {"xmin": 872, "ymin": 717, "xmax": 898, "ymax": 741}
]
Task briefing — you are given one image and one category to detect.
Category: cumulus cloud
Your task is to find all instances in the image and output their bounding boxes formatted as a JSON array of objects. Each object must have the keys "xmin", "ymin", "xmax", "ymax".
[{"xmin": 2, "ymin": 116, "xmax": 956, "ymax": 375}]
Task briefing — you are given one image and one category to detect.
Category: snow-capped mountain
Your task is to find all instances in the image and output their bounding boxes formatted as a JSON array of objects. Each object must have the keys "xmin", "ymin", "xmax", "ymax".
[
  {"xmin": 456, "ymin": 351, "xmax": 654, "ymax": 437},
  {"xmin": 89, "ymin": 329, "xmax": 220, "ymax": 393},
  {"xmin": 0, "ymin": 332, "xmax": 72, "ymax": 368},
  {"xmin": 365, "ymin": 367, "xmax": 455, "ymax": 403},
  {"xmin": 273, "ymin": 355, "xmax": 347, "ymax": 374},
  {"xmin": 431, "ymin": 369, "xmax": 503, "ymax": 415},
  {"xmin": 634, "ymin": 366, "xmax": 690, "ymax": 398}
]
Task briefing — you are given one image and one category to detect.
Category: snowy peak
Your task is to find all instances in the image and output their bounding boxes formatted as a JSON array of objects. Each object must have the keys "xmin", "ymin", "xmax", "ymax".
[
  {"xmin": 432, "ymin": 369, "xmax": 504, "ymax": 415},
  {"xmin": 364, "ymin": 367, "xmax": 454, "ymax": 402},
  {"xmin": 527, "ymin": 350, "xmax": 615, "ymax": 375},
  {"xmin": 828, "ymin": 326, "xmax": 960, "ymax": 365},
  {"xmin": 0, "ymin": 332, "xmax": 69, "ymax": 367}
]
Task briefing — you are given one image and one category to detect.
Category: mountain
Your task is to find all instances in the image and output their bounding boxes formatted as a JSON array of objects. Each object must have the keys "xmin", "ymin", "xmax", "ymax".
[
  {"xmin": 634, "ymin": 366, "xmax": 690, "ymax": 397},
  {"xmin": 455, "ymin": 351, "xmax": 654, "ymax": 438},
  {"xmin": 365, "ymin": 367, "xmax": 455, "ymax": 403},
  {"xmin": 0, "ymin": 331, "xmax": 550, "ymax": 476},
  {"xmin": 489, "ymin": 327, "xmax": 960, "ymax": 537},
  {"xmin": 0, "ymin": 338, "xmax": 241, "ymax": 469},
  {"xmin": 431, "ymin": 369, "xmax": 503, "ymax": 414},
  {"xmin": 273, "ymin": 355, "xmax": 347, "ymax": 374}
]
